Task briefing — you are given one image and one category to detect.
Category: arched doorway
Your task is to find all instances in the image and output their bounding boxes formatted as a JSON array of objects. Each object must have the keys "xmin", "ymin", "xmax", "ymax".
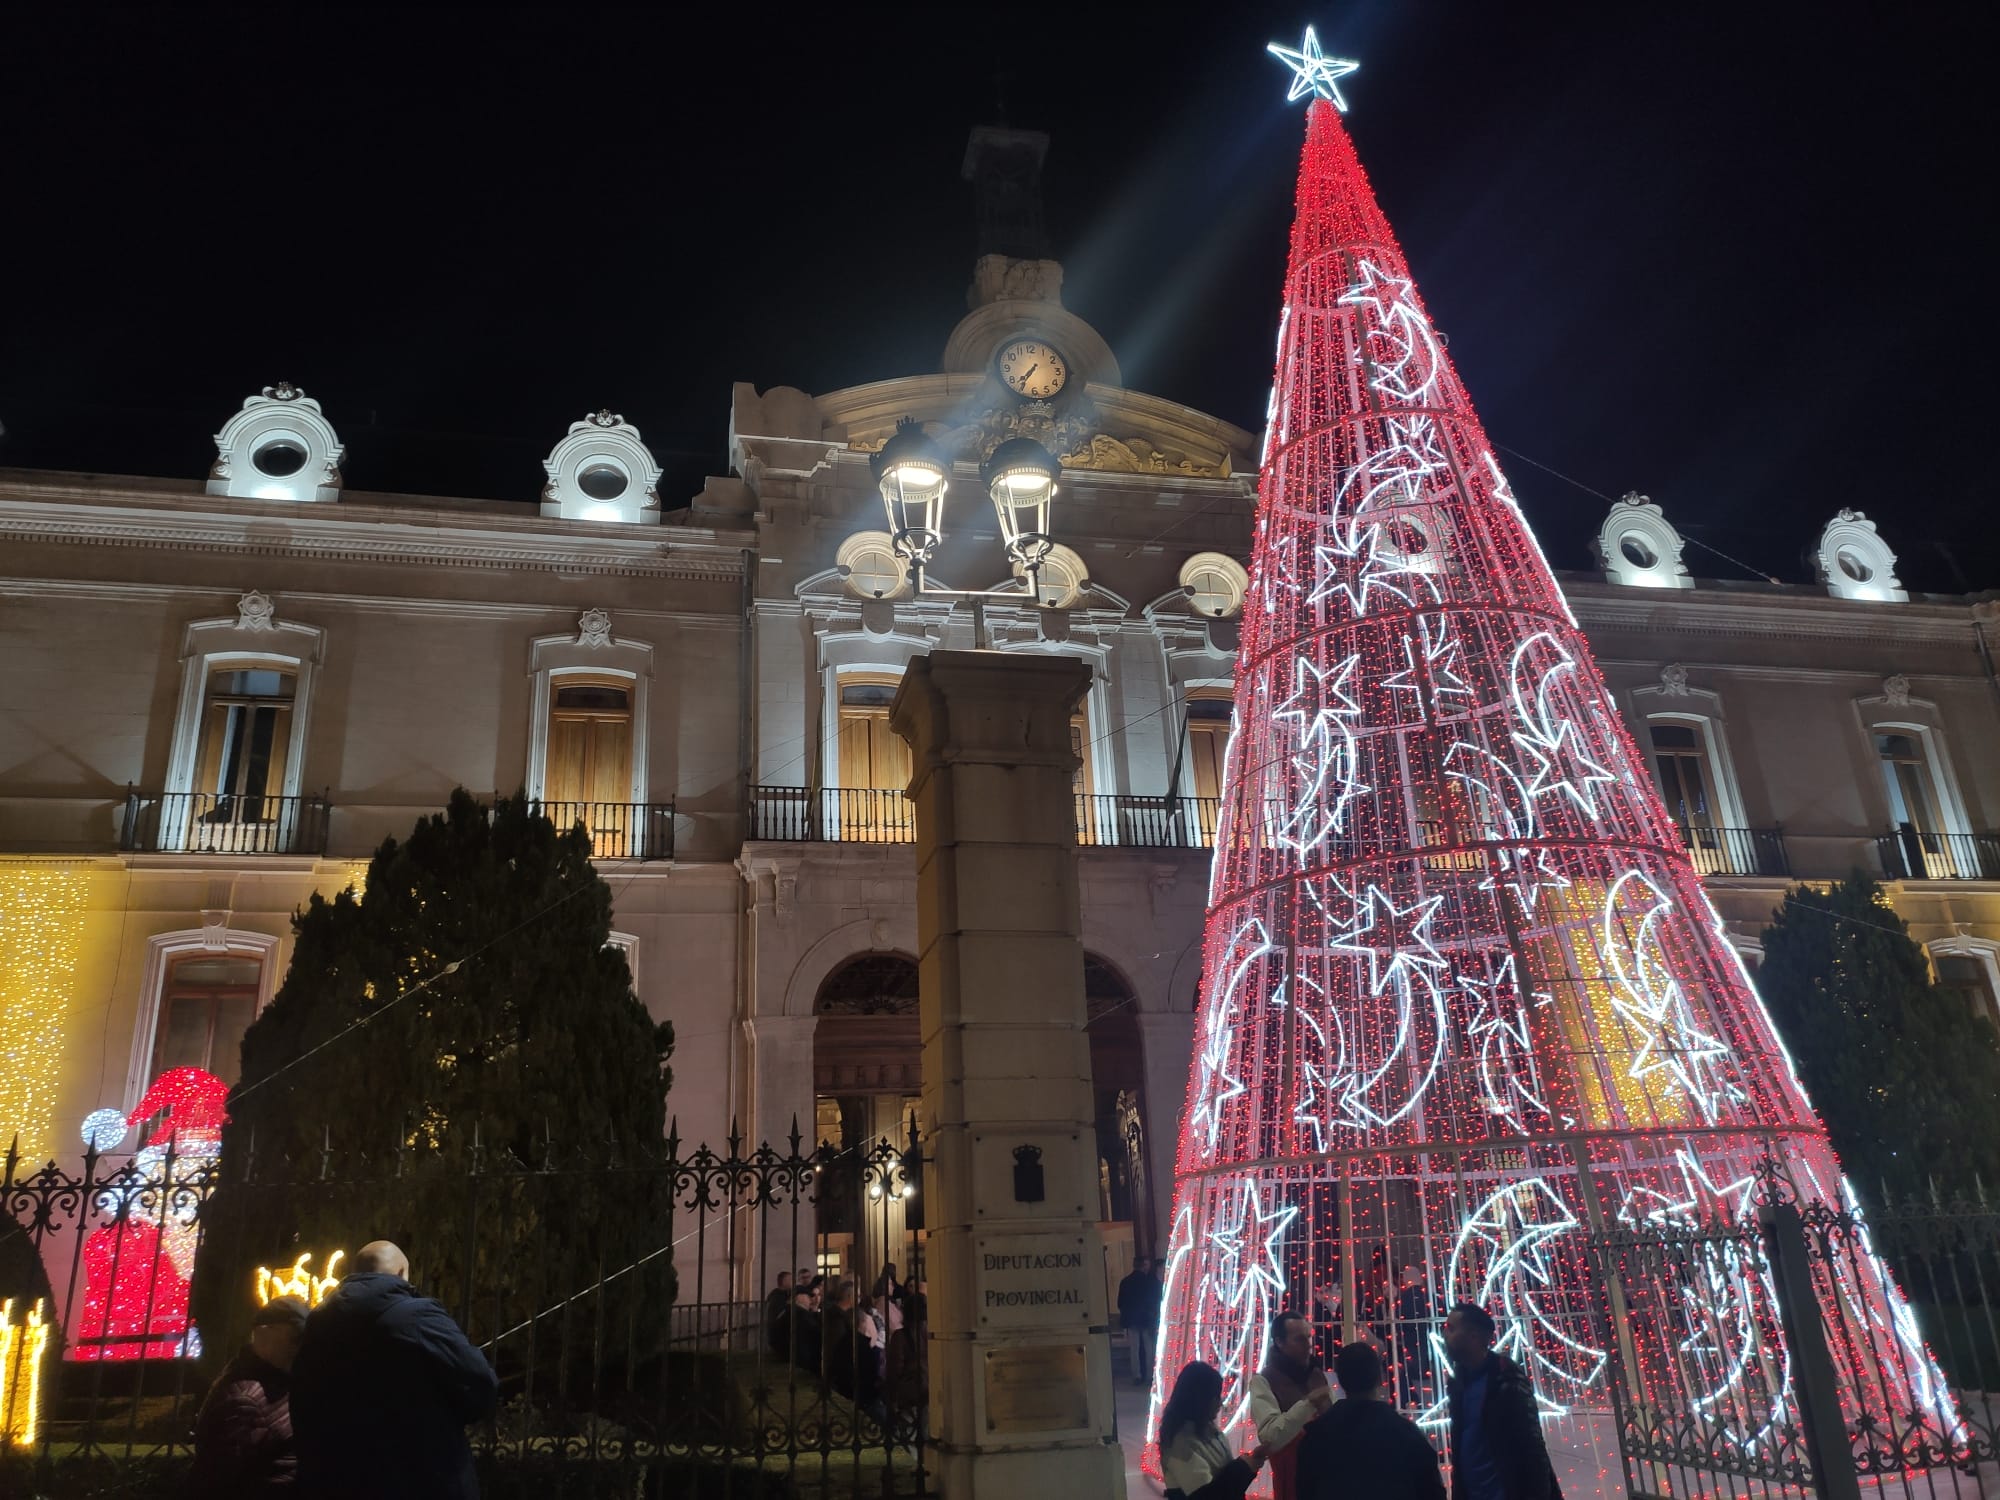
[
  {"xmin": 1085, "ymin": 955, "xmax": 1153, "ymax": 1317},
  {"xmin": 813, "ymin": 954, "xmax": 923, "ymax": 1288}
]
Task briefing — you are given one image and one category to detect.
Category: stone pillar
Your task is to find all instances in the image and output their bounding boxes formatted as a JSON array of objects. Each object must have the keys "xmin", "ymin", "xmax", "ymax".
[
  {"xmin": 1135, "ymin": 1009, "xmax": 1196, "ymax": 1251},
  {"xmin": 890, "ymin": 651, "xmax": 1125, "ymax": 1500}
]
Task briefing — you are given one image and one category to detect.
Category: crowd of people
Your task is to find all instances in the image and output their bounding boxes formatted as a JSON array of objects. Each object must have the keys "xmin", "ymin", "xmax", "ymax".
[
  {"xmin": 764, "ymin": 1259, "xmax": 928, "ymax": 1435},
  {"xmin": 187, "ymin": 1238, "xmax": 497, "ymax": 1499},
  {"xmin": 1157, "ymin": 1301, "xmax": 1562, "ymax": 1500}
]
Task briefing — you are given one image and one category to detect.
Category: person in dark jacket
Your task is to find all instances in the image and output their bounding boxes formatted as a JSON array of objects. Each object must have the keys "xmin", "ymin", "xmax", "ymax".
[
  {"xmin": 1295, "ymin": 1340, "xmax": 1445, "ymax": 1500},
  {"xmin": 188, "ymin": 1294, "xmax": 308, "ymax": 1497},
  {"xmin": 1442, "ymin": 1302, "xmax": 1561, "ymax": 1500},
  {"xmin": 289, "ymin": 1240, "xmax": 499, "ymax": 1500},
  {"xmin": 1117, "ymin": 1255, "xmax": 1163, "ymax": 1385}
]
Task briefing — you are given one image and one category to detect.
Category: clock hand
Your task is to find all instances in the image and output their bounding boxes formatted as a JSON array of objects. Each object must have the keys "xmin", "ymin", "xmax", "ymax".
[{"xmin": 1023, "ymin": 364, "xmax": 1039, "ymax": 382}]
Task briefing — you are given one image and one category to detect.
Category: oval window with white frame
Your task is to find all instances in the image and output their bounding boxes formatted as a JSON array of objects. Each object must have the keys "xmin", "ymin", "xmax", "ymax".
[
  {"xmin": 1016, "ymin": 544, "xmax": 1088, "ymax": 609},
  {"xmin": 1179, "ymin": 552, "xmax": 1249, "ymax": 618},
  {"xmin": 836, "ymin": 530, "xmax": 910, "ymax": 600}
]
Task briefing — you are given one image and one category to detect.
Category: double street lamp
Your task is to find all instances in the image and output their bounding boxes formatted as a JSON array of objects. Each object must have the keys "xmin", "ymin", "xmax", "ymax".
[{"xmin": 870, "ymin": 421, "xmax": 1062, "ymax": 620}]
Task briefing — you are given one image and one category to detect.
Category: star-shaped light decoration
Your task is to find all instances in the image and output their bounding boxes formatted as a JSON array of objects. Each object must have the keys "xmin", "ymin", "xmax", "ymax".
[
  {"xmin": 1328, "ymin": 882, "xmax": 1447, "ymax": 997},
  {"xmin": 1602, "ymin": 871, "xmax": 1736, "ymax": 1122},
  {"xmin": 1460, "ymin": 956, "xmax": 1552, "ymax": 1136},
  {"xmin": 1267, "ymin": 27, "xmax": 1360, "ymax": 111},
  {"xmin": 1616, "ymin": 1143, "xmax": 1757, "ymax": 1228}
]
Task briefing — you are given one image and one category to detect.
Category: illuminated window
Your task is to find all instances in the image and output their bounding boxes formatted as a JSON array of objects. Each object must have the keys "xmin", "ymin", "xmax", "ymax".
[
  {"xmin": 1016, "ymin": 545, "xmax": 1088, "ymax": 608},
  {"xmin": 834, "ymin": 676, "xmax": 912, "ymax": 840},
  {"xmin": 1184, "ymin": 691, "xmax": 1231, "ymax": 846},
  {"xmin": 1877, "ymin": 732, "xmax": 1940, "ymax": 836},
  {"xmin": 151, "ymin": 954, "xmax": 262, "ymax": 1088},
  {"xmin": 1179, "ymin": 553, "xmax": 1250, "ymax": 619},
  {"xmin": 544, "ymin": 676, "xmax": 635, "ymax": 856},
  {"xmin": 837, "ymin": 679, "xmax": 910, "ymax": 792},
  {"xmin": 837, "ymin": 531, "xmax": 909, "ymax": 600},
  {"xmin": 193, "ymin": 667, "xmax": 295, "ymax": 828}
]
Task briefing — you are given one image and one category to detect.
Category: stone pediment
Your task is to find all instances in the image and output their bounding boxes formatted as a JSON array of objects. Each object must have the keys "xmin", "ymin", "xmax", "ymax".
[{"xmin": 807, "ymin": 375, "xmax": 1254, "ymax": 481}]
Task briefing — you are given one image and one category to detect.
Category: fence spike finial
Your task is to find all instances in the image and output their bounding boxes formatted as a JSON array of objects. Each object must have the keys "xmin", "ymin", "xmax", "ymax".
[{"xmin": 788, "ymin": 1114, "xmax": 803, "ymax": 1156}]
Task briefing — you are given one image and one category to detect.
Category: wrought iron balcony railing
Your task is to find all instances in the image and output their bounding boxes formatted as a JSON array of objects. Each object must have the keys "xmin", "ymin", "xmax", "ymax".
[
  {"xmin": 1676, "ymin": 823, "xmax": 1790, "ymax": 878},
  {"xmin": 748, "ymin": 787, "xmax": 915, "ymax": 843},
  {"xmin": 527, "ymin": 800, "xmax": 674, "ymax": 860},
  {"xmin": 1876, "ymin": 826, "xmax": 2000, "ymax": 881},
  {"xmin": 120, "ymin": 790, "xmax": 330, "ymax": 856},
  {"xmin": 1074, "ymin": 794, "xmax": 1223, "ymax": 849},
  {"xmin": 748, "ymin": 787, "xmax": 1228, "ymax": 849}
]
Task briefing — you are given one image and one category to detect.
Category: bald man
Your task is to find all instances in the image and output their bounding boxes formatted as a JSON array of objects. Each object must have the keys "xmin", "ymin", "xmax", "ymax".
[{"xmin": 290, "ymin": 1239, "xmax": 497, "ymax": 1500}]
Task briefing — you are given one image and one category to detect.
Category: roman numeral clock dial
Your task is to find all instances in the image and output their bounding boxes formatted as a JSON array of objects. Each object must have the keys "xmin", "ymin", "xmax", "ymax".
[{"xmin": 996, "ymin": 338, "xmax": 1069, "ymax": 400}]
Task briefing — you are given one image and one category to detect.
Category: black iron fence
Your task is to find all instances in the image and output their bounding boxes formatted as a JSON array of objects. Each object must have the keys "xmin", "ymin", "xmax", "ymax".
[
  {"xmin": 120, "ymin": 790, "xmax": 331, "ymax": 856},
  {"xmin": 526, "ymin": 800, "xmax": 675, "ymax": 860},
  {"xmin": 0, "ymin": 1123, "xmax": 930, "ymax": 1497},
  {"xmin": 1679, "ymin": 823, "xmax": 1792, "ymax": 878},
  {"xmin": 1878, "ymin": 826, "xmax": 2000, "ymax": 882},
  {"xmin": 1583, "ymin": 1170, "xmax": 2000, "ymax": 1500},
  {"xmin": 748, "ymin": 785, "xmax": 1226, "ymax": 850}
]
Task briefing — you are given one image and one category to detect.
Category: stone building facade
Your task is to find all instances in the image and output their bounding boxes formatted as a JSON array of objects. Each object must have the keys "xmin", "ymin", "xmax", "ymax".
[{"xmin": 5, "ymin": 140, "xmax": 2000, "ymax": 1315}]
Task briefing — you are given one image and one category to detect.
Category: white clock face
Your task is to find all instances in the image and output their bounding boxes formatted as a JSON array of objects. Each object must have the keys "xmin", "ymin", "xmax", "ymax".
[{"xmin": 997, "ymin": 339, "xmax": 1069, "ymax": 399}]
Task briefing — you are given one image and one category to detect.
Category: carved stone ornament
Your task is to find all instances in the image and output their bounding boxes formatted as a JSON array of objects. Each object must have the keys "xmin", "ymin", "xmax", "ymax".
[
  {"xmin": 577, "ymin": 608, "xmax": 614, "ymax": 648},
  {"xmin": 236, "ymin": 590, "xmax": 277, "ymax": 632},
  {"xmin": 263, "ymin": 381, "xmax": 302, "ymax": 402},
  {"xmin": 200, "ymin": 909, "xmax": 232, "ymax": 952},
  {"xmin": 1883, "ymin": 673, "xmax": 1912, "ymax": 707},
  {"xmin": 1659, "ymin": 662, "xmax": 1690, "ymax": 697},
  {"xmin": 926, "ymin": 392, "xmax": 1223, "ymax": 479},
  {"xmin": 588, "ymin": 410, "xmax": 622, "ymax": 428}
]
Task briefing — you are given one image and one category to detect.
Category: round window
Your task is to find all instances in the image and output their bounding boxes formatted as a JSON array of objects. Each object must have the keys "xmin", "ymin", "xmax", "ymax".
[
  {"xmin": 1619, "ymin": 533, "xmax": 1659, "ymax": 570},
  {"xmin": 578, "ymin": 463, "xmax": 628, "ymax": 502},
  {"xmin": 1187, "ymin": 566, "xmax": 1236, "ymax": 616},
  {"xmin": 845, "ymin": 545, "xmax": 905, "ymax": 599},
  {"xmin": 1837, "ymin": 547, "xmax": 1875, "ymax": 583},
  {"xmin": 253, "ymin": 440, "xmax": 308, "ymax": 478}
]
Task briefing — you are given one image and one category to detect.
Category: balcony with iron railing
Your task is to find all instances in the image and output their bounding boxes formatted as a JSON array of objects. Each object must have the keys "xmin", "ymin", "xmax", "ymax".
[
  {"xmin": 748, "ymin": 786, "xmax": 1225, "ymax": 849},
  {"xmin": 121, "ymin": 790, "xmax": 331, "ymax": 856},
  {"xmin": 1676, "ymin": 823, "xmax": 1791, "ymax": 878},
  {"xmin": 1876, "ymin": 825, "xmax": 2000, "ymax": 882},
  {"xmin": 526, "ymin": 799, "xmax": 674, "ymax": 860}
]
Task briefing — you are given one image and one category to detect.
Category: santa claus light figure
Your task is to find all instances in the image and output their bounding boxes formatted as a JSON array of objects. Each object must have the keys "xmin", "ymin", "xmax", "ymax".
[{"xmin": 68, "ymin": 1068, "xmax": 229, "ymax": 1361}]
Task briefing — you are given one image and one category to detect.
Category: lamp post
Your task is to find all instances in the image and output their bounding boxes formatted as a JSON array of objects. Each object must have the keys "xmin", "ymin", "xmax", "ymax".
[{"xmin": 870, "ymin": 421, "xmax": 1063, "ymax": 646}]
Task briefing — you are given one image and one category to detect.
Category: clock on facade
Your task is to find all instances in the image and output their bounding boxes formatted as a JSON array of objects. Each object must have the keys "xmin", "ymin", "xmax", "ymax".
[{"xmin": 996, "ymin": 338, "xmax": 1069, "ymax": 400}]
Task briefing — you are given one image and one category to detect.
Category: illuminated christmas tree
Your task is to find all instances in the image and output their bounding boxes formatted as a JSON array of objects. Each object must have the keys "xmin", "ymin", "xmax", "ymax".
[{"xmin": 1152, "ymin": 31, "xmax": 1959, "ymax": 1468}]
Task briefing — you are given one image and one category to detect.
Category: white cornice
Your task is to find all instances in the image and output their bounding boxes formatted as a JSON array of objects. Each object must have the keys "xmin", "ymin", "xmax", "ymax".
[
  {"xmin": 0, "ymin": 576, "xmax": 743, "ymax": 628},
  {"xmin": 0, "ymin": 484, "xmax": 753, "ymax": 583},
  {"xmin": 1564, "ymin": 581, "xmax": 1977, "ymax": 646}
]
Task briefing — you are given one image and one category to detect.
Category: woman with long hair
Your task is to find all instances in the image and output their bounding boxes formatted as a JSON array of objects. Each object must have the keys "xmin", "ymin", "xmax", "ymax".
[{"xmin": 1157, "ymin": 1360, "xmax": 1269, "ymax": 1500}]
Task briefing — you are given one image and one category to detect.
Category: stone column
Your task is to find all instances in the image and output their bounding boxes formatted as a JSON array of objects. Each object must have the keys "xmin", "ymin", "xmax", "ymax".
[
  {"xmin": 890, "ymin": 651, "xmax": 1125, "ymax": 1500},
  {"xmin": 1135, "ymin": 1009, "xmax": 1196, "ymax": 1251}
]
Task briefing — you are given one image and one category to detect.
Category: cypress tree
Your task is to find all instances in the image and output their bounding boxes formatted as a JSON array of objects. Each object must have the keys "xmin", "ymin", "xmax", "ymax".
[
  {"xmin": 193, "ymin": 790, "xmax": 674, "ymax": 1373},
  {"xmin": 1756, "ymin": 872, "xmax": 2000, "ymax": 1211}
]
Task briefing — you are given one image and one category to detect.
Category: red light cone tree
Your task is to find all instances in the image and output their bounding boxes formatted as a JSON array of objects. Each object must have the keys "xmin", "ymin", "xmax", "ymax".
[{"xmin": 1152, "ymin": 50, "xmax": 1958, "ymax": 1471}]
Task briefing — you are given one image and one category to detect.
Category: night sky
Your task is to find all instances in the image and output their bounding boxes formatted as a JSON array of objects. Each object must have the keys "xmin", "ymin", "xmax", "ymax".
[{"xmin": 3, "ymin": 5, "xmax": 1990, "ymax": 590}]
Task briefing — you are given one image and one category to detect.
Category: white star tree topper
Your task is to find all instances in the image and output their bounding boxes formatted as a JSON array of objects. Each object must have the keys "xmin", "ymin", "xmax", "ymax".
[{"xmin": 1267, "ymin": 27, "xmax": 1360, "ymax": 111}]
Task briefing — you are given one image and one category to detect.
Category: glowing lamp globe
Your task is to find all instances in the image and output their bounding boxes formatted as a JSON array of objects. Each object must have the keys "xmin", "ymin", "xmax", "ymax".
[
  {"xmin": 982, "ymin": 436, "xmax": 1059, "ymax": 572},
  {"xmin": 80, "ymin": 1109, "xmax": 129, "ymax": 1154},
  {"xmin": 871, "ymin": 420, "xmax": 949, "ymax": 565}
]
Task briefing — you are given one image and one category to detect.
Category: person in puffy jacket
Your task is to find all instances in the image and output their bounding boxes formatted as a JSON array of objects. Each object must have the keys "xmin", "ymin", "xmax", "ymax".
[
  {"xmin": 289, "ymin": 1240, "xmax": 499, "ymax": 1500},
  {"xmin": 1158, "ymin": 1360, "xmax": 1269, "ymax": 1500},
  {"xmin": 188, "ymin": 1294, "xmax": 307, "ymax": 1497}
]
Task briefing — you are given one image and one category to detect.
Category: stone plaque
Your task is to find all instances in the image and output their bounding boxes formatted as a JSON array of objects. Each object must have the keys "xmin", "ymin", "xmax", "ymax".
[
  {"xmin": 975, "ymin": 1230, "xmax": 1093, "ymax": 1328},
  {"xmin": 984, "ymin": 1343, "xmax": 1090, "ymax": 1433}
]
